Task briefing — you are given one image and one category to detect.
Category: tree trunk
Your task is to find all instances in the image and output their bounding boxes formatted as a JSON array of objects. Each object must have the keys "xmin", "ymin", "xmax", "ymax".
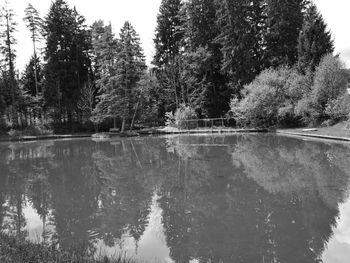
[
  {"xmin": 113, "ymin": 116, "xmax": 117, "ymax": 129},
  {"xmin": 130, "ymin": 97, "xmax": 140, "ymax": 131},
  {"xmin": 121, "ymin": 118, "xmax": 126, "ymax": 133}
]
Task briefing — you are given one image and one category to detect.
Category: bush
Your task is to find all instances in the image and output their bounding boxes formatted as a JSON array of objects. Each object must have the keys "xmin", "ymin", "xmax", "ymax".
[
  {"xmin": 230, "ymin": 67, "xmax": 306, "ymax": 128},
  {"xmin": 165, "ymin": 111, "xmax": 175, "ymax": 127},
  {"xmin": 310, "ymin": 54, "xmax": 348, "ymax": 121},
  {"xmin": 232, "ymin": 54, "xmax": 349, "ymax": 128},
  {"xmin": 8, "ymin": 124, "xmax": 53, "ymax": 137},
  {"xmin": 174, "ymin": 104, "xmax": 198, "ymax": 129},
  {"xmin": 325, "ymin": 93, "xmax": 350, "ymax": 124},
  {"xmin": 294, "ymin": 96, "xmax": 319, "ymax": 127}
]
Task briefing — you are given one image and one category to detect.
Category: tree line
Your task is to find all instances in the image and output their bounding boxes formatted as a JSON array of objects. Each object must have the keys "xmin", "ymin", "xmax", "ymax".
[{"xmin": 0, "ymin": 0, "xmax": 346, "ymax": 134}]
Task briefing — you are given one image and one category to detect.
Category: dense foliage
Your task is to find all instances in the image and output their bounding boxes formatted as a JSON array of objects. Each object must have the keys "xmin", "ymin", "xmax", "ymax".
[
  {"xmin": 231, "ymin": 55, "xmax": 349, "ymax": 128},
  {"xmin": 0, "ymin": 0, "xmax": 347, "ymax": 133}
]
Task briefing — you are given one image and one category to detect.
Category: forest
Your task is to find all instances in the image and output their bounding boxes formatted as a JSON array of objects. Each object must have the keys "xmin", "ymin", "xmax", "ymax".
[{"xmin": 0, "ymin": 0, "xmax": 349, "ymax": 135}]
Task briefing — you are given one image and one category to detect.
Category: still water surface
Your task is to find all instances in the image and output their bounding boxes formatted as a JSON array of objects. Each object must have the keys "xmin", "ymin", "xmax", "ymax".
[{"xmin": 1, "ymin": 134, "xmax": 350, "ymax": 262}]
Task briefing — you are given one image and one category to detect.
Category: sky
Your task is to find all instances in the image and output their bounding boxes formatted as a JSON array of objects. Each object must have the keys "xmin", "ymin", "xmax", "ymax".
[{"xmin": 1, "ymin": 0, "xmax": 350, "ymax": 71}]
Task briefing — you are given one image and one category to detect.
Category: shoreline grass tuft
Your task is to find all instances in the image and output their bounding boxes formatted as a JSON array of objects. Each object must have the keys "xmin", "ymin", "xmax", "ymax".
[{"xmin": 0, "ymin": 233, "xmax": 137, "ymax": 263}]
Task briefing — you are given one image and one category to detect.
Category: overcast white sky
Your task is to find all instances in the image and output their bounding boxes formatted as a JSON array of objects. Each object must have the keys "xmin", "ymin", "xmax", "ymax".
[{"xmin": 1, "ymin": 0, "xmax": 350, "ymax": 71}]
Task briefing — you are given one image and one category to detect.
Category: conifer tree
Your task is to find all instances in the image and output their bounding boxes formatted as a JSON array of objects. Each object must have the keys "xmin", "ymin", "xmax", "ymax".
[
  {"xmin": 0, "ymin": 73, "xmax": 6, "ymax": 130},
  {"xmin": 91, "ymin": 22, "xmax": 119, "ymax": 125},
  {"xmin": 21, "ymin": 56, "xmax": 42, "ymax": 97},
  {"xmin": 215, "ymin": 0, "xmax": 264, "ymax": 96},
  {"xmin": 43, "ymin": 0, "xmax": 91, "ymax": 126},
  {"xmin": 92, "ymin": 22, "xmax": 146, "ymax": 132},
  {"xmin": 183, "ymin": 0, "xmax": 230, "ymax": 117},
  {"xmin": 116, "ymin": 21, "xmax": 146, "ymax": 131},
  {"xmin": 0, "ymin": 2, "xmax": 18, "ymax": 127},
  {"xmin": 263, "ymin": 0, "xmax": 307, "ymax": 68},
  {"xmin": 23, "ymin": 3, "xmax": 43, "ymax": 96},
  {"xmin": 297, "ymin": 3, "xmax": 334, "ymax": 73},
  {"xmin": 153, "ymin": 0, "xmax": 185, "ymax": 111}
]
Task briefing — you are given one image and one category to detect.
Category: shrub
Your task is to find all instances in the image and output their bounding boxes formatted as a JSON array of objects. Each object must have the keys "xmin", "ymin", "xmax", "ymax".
[
  {"xmin": 230, "ymin": 67, "xmax": 306, "ymax": 128},
  {"xmin": 174, "ymin": 104, "xmax": 198, "ymax": 129},
  {"xmin": 232, "ymin": 54, "xmax": 349, "ymax": 128},
  {"xmin": 310, "ymin": 54, "xmax": 348, "ymax": 122},
  {"xmin": 325, "ymin": 93, "xmax": 350, "ymax": 124},
  {"xmin": 8, "ymin": 124, "xmax": 53, "ymax": 137},
  {"xmin": 165, "ymin": 111, "xmax": 175, "ymax": 127},
  {"xmin": 294, "ymin": 96, "xmax": 319, "ymax": 127}
]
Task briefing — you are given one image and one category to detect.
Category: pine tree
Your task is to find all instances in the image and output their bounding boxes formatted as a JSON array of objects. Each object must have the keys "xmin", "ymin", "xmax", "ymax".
[
  {"xmin": 91, "ymin": 20, "xmax": 108, "ymax": 83},
  {"xmin": 297, "ymin": 3, "xmax": 334, "ymax": 73},
  {"xmin": 92, "ymin": 22, "xmax": 146, "ymax": 132},
  {"xmin": 43, "ymin": 0, "xmax": 91, "ymax": 126},
  {"xmin": 183, "ymin": 0, "xmax": 231, "ymax": 117},
  {"xmin": 23, "ymin": 3, "xmax": 43, "ymax": 96},
  {"xmin": 153, "ymin": 0, "xmax": 184, "ymax": 67},
  {"xmin": 263, "ymin": 0, "xmax": 307, "ymax": 68},
  {"xmin": 215, "ymin": 0, "xmax": 264, "ymax": 96},
  {"xmin": 153, "ymin": 0, "xmax": 185, "ymax": 111},
  {"xmin": 21, "ymin": 56, "xmax": 42, "ymax": 97},
  {"xmin": 112, "ymin": 21, "xmax": 146, "ymax": 131},
  {"xmin": 0, "ymin": 73, "xmax": 6, "ymax": 130},
  {"xmin": 0, "ymin": 2, "xmax": 18, "ymax": 127},
  {"xmin": 91, "ymin": 22, "xmax": 119, "ymax": 125}
]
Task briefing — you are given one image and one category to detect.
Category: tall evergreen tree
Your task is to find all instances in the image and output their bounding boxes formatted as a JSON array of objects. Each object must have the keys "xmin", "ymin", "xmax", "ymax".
[
  {"xmin": 153, "ymin": 0, "xmax": 184, "ymax": 67},
  {"xmin": 91, "ymin": 22, "xmax": 119, "ymax": 125},
  {"xmin": 93, "ymin": 21, "xmax": 146, "ymax": 132},
  {"xmin": 215, "ymin": 0, "xmax": 264, "ymax": 96},
  {"xmin": 153, "ymin": 0, "xmax": 185, "ymax": 111},
  {"xmin": 0, "ymin": 2, "xmax": 18, "ymax": 127},
  {"xmin": 0, "ymin": 73, "xmax": 6, "ymax": 130},
  {"xmin": 21, "ymin": 56, "xmax": 42, "ymax": 97},
  {"xmin": 183, "ymin": 0, "xmax": 230, "ymax": 117},
  {"xmin": 297, "ymin": 3, "xmax": 334, "ymax": 73},
  {"xmin": 43, "ymin": 0, "xmax": 91, "ymax": 126},
  {"xmin": 23, "ymin": 3, "xmax": 43, "ymax": 96},
  {"xmin": 263, "ymin": 0, "xmax": 307, "ymax": 68},
  {"xmin": 91, "ymin": 20, "xmax": 108, "ymax": 84},
  {"xmin": 116, "ymin": 22, "xmax": 146, "ymax": 131}
]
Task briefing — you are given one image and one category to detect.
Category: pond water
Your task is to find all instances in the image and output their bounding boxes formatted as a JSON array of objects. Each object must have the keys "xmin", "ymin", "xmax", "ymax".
[{"xmin": 1, "ymin": 134, "xmax": 350, "ymax": 263}]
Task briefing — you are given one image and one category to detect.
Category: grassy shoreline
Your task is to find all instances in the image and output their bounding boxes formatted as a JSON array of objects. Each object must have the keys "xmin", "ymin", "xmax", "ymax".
[{"xmin": 277, "ymin": 122, "xmax": 350, "ymax": 141}]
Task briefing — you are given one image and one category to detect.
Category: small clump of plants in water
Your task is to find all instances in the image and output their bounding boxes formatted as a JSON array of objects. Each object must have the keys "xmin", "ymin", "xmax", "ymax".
[{"xmin": 0, "ymin": 233, "xmax": 137, "ymax": 263}]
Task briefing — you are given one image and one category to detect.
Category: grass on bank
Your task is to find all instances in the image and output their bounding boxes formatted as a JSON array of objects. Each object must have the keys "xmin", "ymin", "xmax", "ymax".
[
  {"xmin": 0, "ymin": 233, "xmax": 136, "ymax": 263},
  {"xmin": 278, "ymin": 121, "xmax": 350, "ymax": 139}
]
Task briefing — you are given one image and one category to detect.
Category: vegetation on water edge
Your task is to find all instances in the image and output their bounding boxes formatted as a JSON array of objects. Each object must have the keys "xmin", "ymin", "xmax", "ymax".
[
  {"xmin": 0, "ymin": 233, "xmax": 136, "ymax": 263},
  {"xmin": 230, "ymin": 54, "xmax": 350, "ymax": 128}
]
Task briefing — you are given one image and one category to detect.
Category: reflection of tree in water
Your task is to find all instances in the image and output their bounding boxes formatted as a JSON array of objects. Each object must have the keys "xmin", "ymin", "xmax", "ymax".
[
  {"xmin": 228, "ymin": 135, "xmax": 350, "ymax": 261},
  {"xmin": 1, "ymin": 135, "xmax": 350, "ymax": 262},
  {"xmin": 0, "ymin": 150, "xmax": 10, "ymax": 229},
  {"xmin": 0, "ymin": 142, "xmax": 55, "ymax": 240},
  {"xmin": 0, "ymin": 140, "xmax": 102, "ymax": 255},
  {"xmin": 92, "ymin": 139, "xmax": 166, "ymax": 247},
  {"xmin": 159, "ymin": 135, "xmax": 350, "ymax": 263},
  {"xmin": 231, "ymin": 135, "xmax": 350, "ymax": 206},
  {"xmin": 43, "ymin": 140, "xmax": 103, "ymax": 255}
]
